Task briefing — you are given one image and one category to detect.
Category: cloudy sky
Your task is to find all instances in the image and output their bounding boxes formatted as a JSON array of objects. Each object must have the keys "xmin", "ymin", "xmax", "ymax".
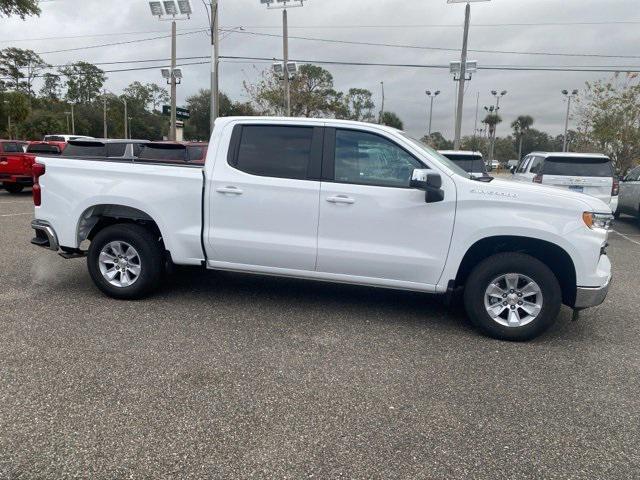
[{"xmin": 2, "ymin": 0, "xmax": 639, "ymax": 139}]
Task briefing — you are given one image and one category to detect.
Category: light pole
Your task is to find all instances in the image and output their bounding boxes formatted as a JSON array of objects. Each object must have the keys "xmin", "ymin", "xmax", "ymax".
[
  {"xmin": 102, "ymin": 90, "xmax": 108, "ymax": 139},
  {"xmin": 484, "ymin": 105, "xmax": 497, "ymax": 160},
  {"xmin": 3, "ymin": 100, "xmax": 10, "ymax": 139},
  {"xmin": 562, "ymin": 89, "xmax": 579, "ymax": 152},
  {"xmin": 379, "ymin": 81, "xmax": 385, "ymax": 124},
  {"xmin": 425, "ymin": 90, "xmax": 440, "ymax": 136},
  {"xmin": 128, "ymin": 116, "xmax": 133, "ymax": 139},
  {"xmin": 208, "ymin": 0, "xmax": 220, "ymax": 134},
  {"xmin": 149, "ymin": 1, "xmax": 192, "ymax": 140},
  {"xmin": 65, "ymin": 111, "xmax": 71, "ymax": 134},
  {"xmin": 121, "ymin": 97, "xmax": 128, "ymax": 139},
  {"xmin": 70, "ymin": 103, "xmax": 75, "ymax": 135},
  {"xmin": 260, "ymin": 0, "xmax": 306, "ymax": 117}
]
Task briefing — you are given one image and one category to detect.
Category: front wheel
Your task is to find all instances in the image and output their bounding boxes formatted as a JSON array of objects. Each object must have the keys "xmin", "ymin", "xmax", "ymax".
[
  {"xmin": 464, "ymin": 252, "xmax": 562, "ymax": 341},
  {"xmin": 87, "ymin": 224, "xmax": 164, "ymax": 299},
  {"xmin": 3, "ymin": 183, "xmax": 24, "ymax": 194}
]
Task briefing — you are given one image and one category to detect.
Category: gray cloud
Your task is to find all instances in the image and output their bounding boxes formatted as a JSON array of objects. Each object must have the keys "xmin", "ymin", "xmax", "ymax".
[{"xmin": 2, "ymin": 0, "xmax": 638, "ymax": 139}]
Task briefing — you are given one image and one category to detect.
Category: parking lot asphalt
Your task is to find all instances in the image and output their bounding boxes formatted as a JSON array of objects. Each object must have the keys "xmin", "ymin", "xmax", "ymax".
[{"xmin": 1, "ymin": 189, "xmax": 639, "ymax": 479}]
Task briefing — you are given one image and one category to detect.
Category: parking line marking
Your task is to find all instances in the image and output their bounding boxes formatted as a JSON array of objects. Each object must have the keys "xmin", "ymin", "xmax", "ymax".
[
  {"xmin": 0, "ymin": 212, "xmax": 32, "ymax": 217},
  {"xmin": 612, "ymin": 230, "xmax": 640, "ymax": 246}
]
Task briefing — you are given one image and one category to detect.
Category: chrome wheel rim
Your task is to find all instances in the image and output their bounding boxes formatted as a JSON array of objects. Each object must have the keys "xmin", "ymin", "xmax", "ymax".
[
  {"xmin": 98, "ymin": 241, "xmax": 141, "ymax": 288},
  {"xmin": 484, "ymin": 273, "xmax": 543, "ymax": 327}
]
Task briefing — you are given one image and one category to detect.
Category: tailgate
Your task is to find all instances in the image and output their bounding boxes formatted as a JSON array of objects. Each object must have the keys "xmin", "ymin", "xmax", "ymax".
[
  {"xmin": 543, "ymin": 175, "xmax": 612, "ymax": 203},
  {"xmin": 0, "ymin": 154, "xmax": 34, "ymax": 176}
]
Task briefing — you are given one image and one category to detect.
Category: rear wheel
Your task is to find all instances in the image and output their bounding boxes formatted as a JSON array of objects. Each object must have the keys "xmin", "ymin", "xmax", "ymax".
[
  {"xmin": 464, "ymin": 253, "xmax": 562, "ymax": 341},
  {"xmin": 3, "ymin": 183, "xmax": 24, "ymax": 194},
  {"xmin": 87, "ymin": 224, "xmax": 163, "ymax": 299}
]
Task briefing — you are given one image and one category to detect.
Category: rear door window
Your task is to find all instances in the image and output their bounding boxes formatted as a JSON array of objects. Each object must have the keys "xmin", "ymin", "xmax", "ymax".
[
  {"xmin": 529, "ymin": 157, "xmax": 544, "ymax": 174},
  {"xmin": 233, "ymin": 126, "xmax": 313, "ymax": 180},
  {"xmin": 107, "ymin": 143, "xmax": 127, "ymax": 157},
  {"xmin": 63, "ymin": 143, "xmax": 106, "ymax": 156},
  {"xmin": 542, "ymin": 157, "xmax": 613, "ymax": 177},
  {"xmin": 440, "ymin": 154, "xmax": 486, "ymax": 173},
  {"xmin": 2, "ymin": 142, "xmax": 22, "ymax": 153}
]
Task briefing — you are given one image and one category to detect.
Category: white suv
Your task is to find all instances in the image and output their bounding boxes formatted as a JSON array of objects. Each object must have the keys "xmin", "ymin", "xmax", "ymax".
[{"xmin": 512, "ymin": 152, "xmax": 618, "ymax": 213}]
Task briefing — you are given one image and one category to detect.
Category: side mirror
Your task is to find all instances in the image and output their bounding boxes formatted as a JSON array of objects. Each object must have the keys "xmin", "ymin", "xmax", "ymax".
[
  {"xmin": 410, "ymin": 169, "xmax": 444, "ymax": 203},
  {"xmin": 510, "ymin": 166, "xmax": 516, "ymax": 174}
]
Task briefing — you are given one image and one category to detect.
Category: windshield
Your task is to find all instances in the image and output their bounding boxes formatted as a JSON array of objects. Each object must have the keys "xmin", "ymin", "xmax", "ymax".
[
  {"xmin": 542, "ymin": 157, "xmax": 613, "ymax": 177},
  {"xmin": 440, "ymin": 153, "xmax": 487, "ymax": 174},
  {"xmin": 400, "ymin": 133, "xmax": 469, "ymax": 177}
]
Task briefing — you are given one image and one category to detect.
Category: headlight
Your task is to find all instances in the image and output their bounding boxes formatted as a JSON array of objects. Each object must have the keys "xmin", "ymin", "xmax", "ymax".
[{"xmin": 583, "ymin": 212, "xmax": 614, "ymax": 230}]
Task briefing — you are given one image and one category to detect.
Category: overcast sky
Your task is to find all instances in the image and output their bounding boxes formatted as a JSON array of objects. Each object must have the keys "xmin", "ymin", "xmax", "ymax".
[{"xmin": 2, "ymin": 0, "xmax": 639, "ymax": 139}]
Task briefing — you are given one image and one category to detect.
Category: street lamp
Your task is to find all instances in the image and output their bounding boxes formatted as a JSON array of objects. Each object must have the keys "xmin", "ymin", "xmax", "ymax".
[
  {"xmin": 149, "ymin": 0, "xmax": 191, "ymax": 141},
  {"xmin": 562, "ymin": 89, "xmax": 579, "ymax": 152},
  {"xmin": 259, "ymin": 0, "xmax": 307, "ymax": 116},
  {"xmin": 3, "ymin": 100, "xmax": 11, "ymax": 139},
  {"xmin": 120, "ymin": 97, "xmax": 128, "ymax": 139},
  {"xmin": 425, "ymin": 90, "xmax": 440, "ymax": 136}
]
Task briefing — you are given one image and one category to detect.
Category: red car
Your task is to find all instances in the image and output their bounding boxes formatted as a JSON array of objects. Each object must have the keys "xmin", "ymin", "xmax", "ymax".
[{"xmin": 0, "ymin": 140, "xmax": 64, "ymax": 194}]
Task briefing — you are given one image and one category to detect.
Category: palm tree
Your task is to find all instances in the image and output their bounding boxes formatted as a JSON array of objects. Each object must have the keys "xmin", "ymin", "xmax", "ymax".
[{"xmin": 511, "ymin": 115, "xmax": 534, "ymax": 160}]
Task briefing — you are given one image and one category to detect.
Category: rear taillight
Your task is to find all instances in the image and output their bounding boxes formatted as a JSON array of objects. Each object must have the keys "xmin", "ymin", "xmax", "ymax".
[
  {"xmin": 612, "ymin": 178, "xmax": 619, "ymax": 196},
  {"xmin": 533, "ymin": 174, "xmax": 543, "ymax": 184},
  {"xmin": 32, "ymin": 162, "xmax": 45, "ymax": 206}
]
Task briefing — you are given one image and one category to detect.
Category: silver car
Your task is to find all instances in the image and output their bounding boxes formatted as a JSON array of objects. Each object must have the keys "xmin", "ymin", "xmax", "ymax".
[{"xmin": 617, "ymin": 166, "xmax": 640, "ymax": 219}]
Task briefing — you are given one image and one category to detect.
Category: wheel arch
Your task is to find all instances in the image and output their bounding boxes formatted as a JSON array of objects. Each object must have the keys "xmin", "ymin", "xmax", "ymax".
[
  {"xmin": 77, "ymin": 204, "xmax": 168, "ymax": 255},
  {"xmin": 455, "ymin": 235, "xmax": 577, "ymax": 306}
]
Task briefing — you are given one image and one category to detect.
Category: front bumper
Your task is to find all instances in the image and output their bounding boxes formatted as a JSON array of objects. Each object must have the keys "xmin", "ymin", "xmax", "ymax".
[
  {"xmin": 575, "ymin": 275, "xmax": 611, "ymax": 309},
  {"xmin": 31, "ymin": 219, "xmax": 59, "ymax": 251}
]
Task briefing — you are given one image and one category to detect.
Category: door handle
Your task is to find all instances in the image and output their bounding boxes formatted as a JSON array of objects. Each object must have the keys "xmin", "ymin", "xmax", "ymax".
[
  {"xmin": 326, "ymin": 195, "xmax": 355, "ymax": 204},
  {"xmin": 216, "ymin": 186, "xmax": 243, "ymax": 195}
]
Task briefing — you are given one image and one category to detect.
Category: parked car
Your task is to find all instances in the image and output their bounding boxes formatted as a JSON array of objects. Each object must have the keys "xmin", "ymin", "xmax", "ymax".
[
  {"xmin": 512, "ymin": 152, "xmax": 618, "ymax": 213},
  {"xmin": 0, "ymin": 139, "xmax": 30, "ymax": 193},
  {"xmin": 62, "ymin": 139, "xmax": 150, "ymax": 159},
  {"xmin": 617, "ymin": 165, "xmax": 640, "ymax": 220},
  {"xmin": 438, "ymin": 150, "xmax": 487, "ymax": 177},
  {"xmin": 43, "ymin": 134, "xmax": 93, "ymax": 142},
  {"xmin": 30, "ymin": 117, "xmax": 612, "ymax": 341},
  {"xmin": 137, "ymin": 141, "xmax": 208, "ymax": 165}
]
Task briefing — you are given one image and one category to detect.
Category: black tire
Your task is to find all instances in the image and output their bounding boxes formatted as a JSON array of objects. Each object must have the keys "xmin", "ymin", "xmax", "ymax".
[
  {"xmin": 3, "ymin": 183, "xmax": 24, "ymax": 194},
  {"xmin": 463, "ymin": 252, "xmax": 562, "ymax": 341},
  {"xmin": 87, "ymin": 224, "xmax": 163, "ymax": 299}
]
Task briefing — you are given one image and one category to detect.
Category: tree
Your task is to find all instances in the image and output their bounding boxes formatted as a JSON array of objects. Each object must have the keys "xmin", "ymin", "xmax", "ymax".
[
  {"xmin": 0, "ymin": 48, "xmax": 48, "ymax": 96},
  {"xmin": 494, "ymin": 136, "xmax": 518, "ymax": 161},
  {"xmin": 342, "ymin": 88, "xmax": 376, "ymax": 122},
  {"xmin": 511, "ymin": 115, "xmax": 534, "ymax": 160},
  {"xmin": 520, "ymin": 128, "xmax": 554, "ymax": 156},
  {"xmin": 245, "ymin": 64, "xmax": 343, "ymax": 117},
  {"xmin": 39, "ymin": 73, "xmax": 62, "ymax": 101},
  {"xmin": 3, "ymin": 91, "xmax": 30, "ymax": 138},
  {"xmin": 0, "ymin": 0, "xmax": 40, "ymax": 18},
  {"xmin": 380, "ymin": 111, "xmax": 403, "ymax": 130},
  {"xmin": 185, "ymin": 89, "xmax": 256, "ymax": 140},
  {"xmin": 461, "ymin": 135, "xmax": 488, "ymax": 156},
  {"xmin": 59, "ymin": 62, "xmax": 106, "ymax": 104},
  {"xmin": 422, "ymin": 131, "xmax": 453, "ymax": 150},
  {"xmin": 574, "ymin": 73, "xmax": 640, "ymax": 174},
  {"xmin": 18, "ymin": 111, "xmax": 64, "ymax": 140},
  {"xmin": 483, "ymin": 113, "xmax": 502, "ymax": 138},
  {"xmin": 122, "ymin": 82, "xmax": 168, "ymax": 112}
]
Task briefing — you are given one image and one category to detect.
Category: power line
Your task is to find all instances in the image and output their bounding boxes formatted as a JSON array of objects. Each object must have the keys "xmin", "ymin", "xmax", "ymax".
[
  {"xmin": 34, "ymin": 29, "xmax": 208, "ymax": 55},
  {"xmin": 232, "ymin": 29, "xmax": 640, "ymax": 60},
  {"xmin": 240, "ymin": 20, "xmax": 640, "ymax": 29},
  {"xmin": 0, "ymin": 27, "xmax": 208, "ymax": 44}
]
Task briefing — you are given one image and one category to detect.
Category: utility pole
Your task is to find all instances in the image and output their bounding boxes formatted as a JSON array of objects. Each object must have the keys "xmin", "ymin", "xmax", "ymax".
[
  {"xmin": 65, "ymin": 112, "xmax": 70, "ymax": 134},
  {"xmin": 453, "ymin": 1, "xmax": 471, "ymax": 149},
  {"xmin": 170, "ymin": 20, "xmax": 177, "ymax": 140},
  {"xmin": 102, "ymin": 90, "xmax": 108, "ymax": 139},
  {"xmin": 128, "ymin": 116, "xmax": 133, "ymax": 139},
  {"xmin": 209, "ymin": 0, "xmax": 219, "ymax": 133},
  {"xmin": 379, "ymin": 81, "xmax": 385, "ymax": 124},
  {"xmin": 71, "ymin": 104, "xmax": 75, "ymax": 135},
  {"xmin": 562, "ymin": 89, "xmax": 578, "ymax": 152},
  {"xmin": 282, "ymin": 8, "xmax": 290, "ymax": 116}
]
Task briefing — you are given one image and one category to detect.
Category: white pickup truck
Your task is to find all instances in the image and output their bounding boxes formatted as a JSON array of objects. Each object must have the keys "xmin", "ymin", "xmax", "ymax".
[{"xmin": 30, "ymin": 117, "xmax": 613, "ymax": 340}]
